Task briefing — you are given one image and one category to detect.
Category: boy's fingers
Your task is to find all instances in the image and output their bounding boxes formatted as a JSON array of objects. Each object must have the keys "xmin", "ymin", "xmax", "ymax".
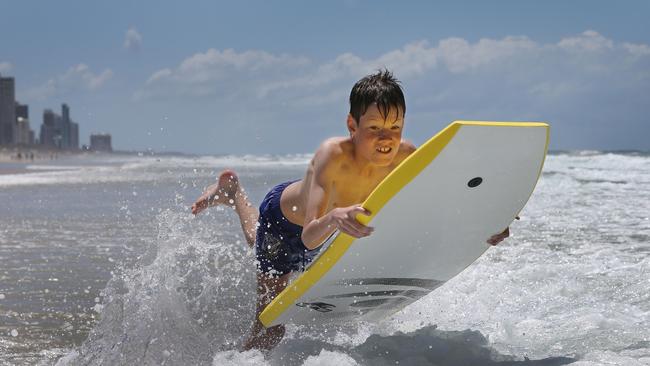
[
  {"xmin": 341, "ymin": 218, "xmax": 373, "ymax": 238},
  {"xmin": 340, "ymin": 221, "xmax": 364, "ymax": 238},
  {"xmin": 350, "ymin": 220, "xmax": 373, "ymax": 236},
  {"xmin": 352, "ymin": 225, "xmax": 372, "ymax": 237},
  {"xmin": 357, "ymin": 206, "xmax": 372, "ymax": 216}
]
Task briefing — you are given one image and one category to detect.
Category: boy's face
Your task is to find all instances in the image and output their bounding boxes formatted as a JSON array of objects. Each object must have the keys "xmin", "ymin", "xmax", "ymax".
[{"xmin": 347, "ymin": 103, "xmax": 404, "ymax": 167}]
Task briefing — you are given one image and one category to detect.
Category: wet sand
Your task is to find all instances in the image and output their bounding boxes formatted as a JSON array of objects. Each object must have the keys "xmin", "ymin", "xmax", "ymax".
[{"xmin": 0, "ymin": 149, "xmax": 72, "ymax": 175}]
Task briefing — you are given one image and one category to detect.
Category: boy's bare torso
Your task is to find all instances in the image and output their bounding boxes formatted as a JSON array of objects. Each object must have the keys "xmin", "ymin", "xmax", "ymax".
[{"xmin": 280, "ymin": 137, "xmax": 415, "ymax": 227}]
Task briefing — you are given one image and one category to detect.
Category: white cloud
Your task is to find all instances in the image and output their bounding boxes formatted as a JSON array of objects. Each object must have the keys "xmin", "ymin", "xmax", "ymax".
[
  {"xmin": 250, "ymin": 36, "xmax": 540, "ymax": 106},
  {"xmin": 135, "ymin": 48, "xmax": 310, "ymax": 100},
  {"xmin": 0, "ymin": 62, "xmax": 13, "ymax": 73},
  {"xmin": 23, "ymin": 64, "xmax": 113, "ymax": 101},
  {"xmin": 141, "ymin": 31, "xmax": 649, "ymax": 102},
  {"xmin": 557, "ymin": 30, "xmax": 614, "ymax": 52},
  {"xmin": 118, "ymin": 28, "xmax": 650, "ymax": 154},
  {"xmin": 124, "ymin": 27, "xmax": 143, "ymax": 51},
  {"xmin": 135, "ymin": 30, "xmax": 650, "ymax": 151},
  {"xmin": 254, "ymin": 30, "xmax": 649, "ymax": 111},
  {"xmin": 437, "ymin": 36, "xmax": 536, "ymax": 73},
  {"xmin": 623, "ymin": 42, "xmax": 650, "ymax": 57},
  {"xmin": 146, "ymin": 68, "xmax": 172, "ymax": 85}
]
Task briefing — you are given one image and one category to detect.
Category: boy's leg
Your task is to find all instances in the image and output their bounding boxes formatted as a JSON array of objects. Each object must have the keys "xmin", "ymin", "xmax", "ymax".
[
  {"xmin": 194, "ymin": 170, "xmax": 289, "ymax": 349},
  {"xmin": 192, "ymin": 170, "xmax": 259, "ymax": 247},
  {"xmin": 243, "ymin": 271, "xmax": 291, "ymax": 350}
]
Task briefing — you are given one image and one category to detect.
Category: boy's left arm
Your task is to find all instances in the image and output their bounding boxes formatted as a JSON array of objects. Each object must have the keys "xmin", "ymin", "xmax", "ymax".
[{"xmin": 486, "ymin": 216, "xmax": 519, "ymax": 245}]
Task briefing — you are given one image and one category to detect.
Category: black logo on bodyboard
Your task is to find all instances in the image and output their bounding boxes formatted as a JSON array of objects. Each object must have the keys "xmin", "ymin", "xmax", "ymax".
[{"xmin": 296, "ymin": 302, "xmax": 336, "ymax": 313}]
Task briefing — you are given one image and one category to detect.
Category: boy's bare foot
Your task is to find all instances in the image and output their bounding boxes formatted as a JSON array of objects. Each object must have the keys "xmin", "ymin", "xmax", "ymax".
[{"xmin": 191, "ymin": 170, "xmax": 240, "ymax": 215}]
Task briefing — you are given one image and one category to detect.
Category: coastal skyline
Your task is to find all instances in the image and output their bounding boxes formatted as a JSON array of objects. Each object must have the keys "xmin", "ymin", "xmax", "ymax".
[
  {"xmin": 0, "ymin": 74, "xmax": 113, "ymax": 152},
  {"xmin": 1, "ymin": 0, "xmax": 649, "ymax": 154}
]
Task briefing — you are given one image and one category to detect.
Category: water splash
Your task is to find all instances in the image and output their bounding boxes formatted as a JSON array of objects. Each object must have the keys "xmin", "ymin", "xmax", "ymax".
[{"xmin": 57, "ymin": 210, "xmax": 257, "ymax": 365}]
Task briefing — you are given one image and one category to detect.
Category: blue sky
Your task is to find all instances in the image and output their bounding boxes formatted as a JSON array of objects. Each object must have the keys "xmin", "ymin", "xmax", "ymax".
[{"xmin": 1, "ymin": 0, "xmax": 649, "ymax": 154}]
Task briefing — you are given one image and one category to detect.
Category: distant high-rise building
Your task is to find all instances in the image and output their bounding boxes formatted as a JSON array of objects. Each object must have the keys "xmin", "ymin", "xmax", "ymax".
[
  {"xmin": 38, "ymin": 105, "xmax": 80, "ymax": 149},
  {"xmin": 0, "ymin": 75, "xmax": 16, "ymax": 145},
  {"xmin": 15, "ymin": 117, "xmax": 31, "ymax": 145},
  {"xmin": 90, "ymin": 133, "xmax": 112, "ymax": 152},
  {"xmin": 61, "ymin": 104, "xmax": 71, "ymax": 148},
  {"xmin": 53, "ymin": 114, "xmax": 63, "ymax": 147},
  {"xmin": 40, "ymin": 109, "xmax": 56, "ymax": 146},
  {"xmin": 16, "ymin": 103, "xmax": 28, "ymax": 119},
  {"xmin": 61, "ymin": 104, "xmax": 69, "ymax": 121},
  {"xmin": 15, "ymin": 103, "xmax": 34, "ymax": 145},
  {"xmin": 70, "ymin": 121, "xmax": 79, "ymax": 149}
]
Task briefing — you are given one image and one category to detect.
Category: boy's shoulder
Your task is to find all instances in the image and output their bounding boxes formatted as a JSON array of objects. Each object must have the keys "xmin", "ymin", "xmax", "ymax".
[
  {"xmin": 312, "ymin": 137, "xmax": 350, "ymax": 168},
  {"xmin": 315, "ymin": 137, "xmax": 350, "ymax": 157},
  {"xmin": 397, "ymin": 139, "xmax": 417, "ymax": 157}
]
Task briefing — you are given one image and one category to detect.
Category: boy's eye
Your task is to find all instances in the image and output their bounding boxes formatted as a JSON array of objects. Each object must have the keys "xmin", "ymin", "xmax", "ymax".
[
  {"xmin": 369, "ymin": 126, "xmax": 379, "ymax": 131},
  {"xmin": 391, "ymin": 126, "xmax": 401, "ymax": 130}
]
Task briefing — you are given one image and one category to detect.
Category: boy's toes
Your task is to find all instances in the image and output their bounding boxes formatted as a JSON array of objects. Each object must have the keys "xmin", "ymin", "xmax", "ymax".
[{"xmin": 191, "ymin": 194, "xmax": 211, "ymax": 214}]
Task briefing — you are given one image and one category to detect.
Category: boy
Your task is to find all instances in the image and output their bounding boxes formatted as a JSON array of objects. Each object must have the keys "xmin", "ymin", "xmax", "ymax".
[{"xmin": 191, "ymin": 70, "xmax": 511, "ymax": 350}]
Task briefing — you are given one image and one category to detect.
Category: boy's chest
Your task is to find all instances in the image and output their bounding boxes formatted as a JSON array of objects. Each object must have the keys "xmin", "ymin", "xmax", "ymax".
[{"xmin": 329, "ymin": 174, "xmax": 386, "ymax": 207}]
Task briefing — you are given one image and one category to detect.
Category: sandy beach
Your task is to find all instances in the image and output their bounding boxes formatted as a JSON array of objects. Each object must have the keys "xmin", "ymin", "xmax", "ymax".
[{"xmin": 0, "ymin": 147, "xmax": 79, "ymax": 174}]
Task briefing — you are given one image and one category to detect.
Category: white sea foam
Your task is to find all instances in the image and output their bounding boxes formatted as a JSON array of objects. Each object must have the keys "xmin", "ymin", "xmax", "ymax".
[
  {"xmin": 301, "ymin": 350, "xmax": 358, "ymax": 366},
  {"xmin": 0, "ymin": 154, "xmax": 312, "ymax": 188},
  {"xmin": 211, "ymin": 350, "xmax": 269, "ymax": 366},
  {"xmin": 25, "ymin": 165, "xmax": 87, "ymax": 171}
]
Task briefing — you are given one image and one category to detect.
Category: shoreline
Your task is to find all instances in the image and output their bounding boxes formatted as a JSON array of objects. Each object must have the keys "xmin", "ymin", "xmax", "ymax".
[
  {"xmin": 0, "ymin": 146, "xmax": 86, "ymax": 175},
  {"xmin": 0, "ymin": 146, "xmax": 77, "ymax": 163}
]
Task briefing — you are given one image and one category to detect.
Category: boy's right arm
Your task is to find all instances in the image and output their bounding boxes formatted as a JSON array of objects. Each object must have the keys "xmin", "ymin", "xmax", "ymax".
[{"xmin": 300, "ymin": 142, "xmax": 373, "ymax": 250}]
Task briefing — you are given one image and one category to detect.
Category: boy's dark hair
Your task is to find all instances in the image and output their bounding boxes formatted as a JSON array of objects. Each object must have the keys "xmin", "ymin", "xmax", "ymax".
[{"xmin": 349, "ymin": 69, "xmax": 405, "ymax": 124}]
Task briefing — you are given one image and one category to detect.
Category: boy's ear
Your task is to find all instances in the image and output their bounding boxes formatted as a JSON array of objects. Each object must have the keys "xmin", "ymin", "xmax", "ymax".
[{"xmin": 347, "ymin": 114, "xmax": 357, "ymax": 136}]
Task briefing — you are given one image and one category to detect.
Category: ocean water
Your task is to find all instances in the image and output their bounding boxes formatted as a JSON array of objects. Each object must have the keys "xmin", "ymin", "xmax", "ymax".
[{"xmin": 0, "ymin": 151, "xmax": 648, "ymax": 365}]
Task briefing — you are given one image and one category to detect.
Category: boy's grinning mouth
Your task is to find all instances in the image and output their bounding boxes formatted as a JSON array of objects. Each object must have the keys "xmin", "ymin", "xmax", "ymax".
[{"xmin": 376, "ymin": 146, "xmax": 392, "ymax": 153}]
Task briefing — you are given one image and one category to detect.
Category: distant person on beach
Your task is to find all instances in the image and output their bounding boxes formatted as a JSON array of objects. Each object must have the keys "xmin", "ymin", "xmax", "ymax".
[{"xmin": 192, "ymin": 70, "xmax": 512, "ymax": 350}]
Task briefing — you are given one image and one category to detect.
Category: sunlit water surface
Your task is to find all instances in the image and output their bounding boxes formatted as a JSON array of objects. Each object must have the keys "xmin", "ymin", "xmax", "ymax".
[{"xmin": 0, "ymin": 151, "xmax": 648, "ymax": 365}]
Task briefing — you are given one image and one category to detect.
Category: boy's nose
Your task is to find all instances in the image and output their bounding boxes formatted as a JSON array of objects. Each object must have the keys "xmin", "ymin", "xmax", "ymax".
[{"xmin": 378, "ymin": 129, "xmax": 391, "ymax": 139}]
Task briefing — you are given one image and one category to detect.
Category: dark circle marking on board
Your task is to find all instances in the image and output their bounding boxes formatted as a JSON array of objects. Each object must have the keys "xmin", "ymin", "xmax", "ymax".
[{"xmin": 467, "ymin": 177, "xmax": 483, "ymax": 188}]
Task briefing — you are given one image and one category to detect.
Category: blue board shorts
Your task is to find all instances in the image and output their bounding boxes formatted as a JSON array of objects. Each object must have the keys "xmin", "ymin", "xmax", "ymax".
[{"xmin": 255, "ymin": 181, "xmax": 321, "ymax": 276}]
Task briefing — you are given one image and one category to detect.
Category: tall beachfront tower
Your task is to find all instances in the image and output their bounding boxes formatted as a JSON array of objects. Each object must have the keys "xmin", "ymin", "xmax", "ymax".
[
  {"xmin": 41, "ymin": 109, "xmax": 56, "ymax": 147},
  {"xmin": 0, "ymin": 75, "xmax": 16, "ymax": 145}
]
